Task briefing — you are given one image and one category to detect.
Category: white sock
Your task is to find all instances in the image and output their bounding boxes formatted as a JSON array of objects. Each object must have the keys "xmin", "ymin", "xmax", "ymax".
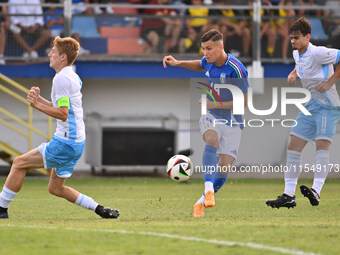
[
  {"xmin": 312, "ymin": 150, "xmax": 329, "ymax": 195},
  {"xmin": 196, "ymin": 195, "xmax": 205, "ymax": 205},
  {"xmin": 284, "ymin": 150, "xmax": 302, "ymax": 197},
  {"xmin": 75, "ymin": 193, "xmax": 98, "ymax": 211},
  {"xmin": 204, "ymin": 181, "xmax": 214, "ymax": 195},
  {"xmin": 0, "ymin": 186, "xmax": 17, "ymax": 208}
]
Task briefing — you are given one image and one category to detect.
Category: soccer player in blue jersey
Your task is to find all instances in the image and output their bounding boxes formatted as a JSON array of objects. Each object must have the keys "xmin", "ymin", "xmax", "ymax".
[
  {"xmin": 266, "ymin": 17, "xmax": 340, "ymax": 209},
  {"xmin": 163, "ymin": 29, "xmax": 248, "ymax": 217},
  {"xmin": 0, "ymin": 36, "xmax": 119, "ymax": 219}
]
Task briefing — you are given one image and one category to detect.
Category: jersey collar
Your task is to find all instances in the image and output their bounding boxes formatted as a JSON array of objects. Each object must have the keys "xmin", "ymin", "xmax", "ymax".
[
  {"xmin": 298, "ymin": 43, "xmax": 310, "ymax": 61},
  {"xmin": 224, "ymin": 53, "xmax": 231, "ymax": 66}
]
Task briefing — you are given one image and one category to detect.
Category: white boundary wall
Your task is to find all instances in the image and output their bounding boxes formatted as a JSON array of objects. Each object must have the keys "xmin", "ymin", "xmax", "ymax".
[{"xmin": 1, "ymin": 78, "xmax": 339, "ymax": 177}]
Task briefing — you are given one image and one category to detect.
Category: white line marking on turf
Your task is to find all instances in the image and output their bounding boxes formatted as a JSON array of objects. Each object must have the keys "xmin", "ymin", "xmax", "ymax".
[
  {"xmin": 14, "ymin": 198, "xmax": 340, "ymax": 201},
  {"xmin": 2, "ymin": 224, "xmax": 321, "ymax": 255}
]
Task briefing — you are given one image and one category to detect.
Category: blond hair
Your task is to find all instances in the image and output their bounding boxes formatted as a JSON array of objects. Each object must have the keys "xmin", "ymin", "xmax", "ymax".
[{"xmin": 53, "ymin": 36, "xmax": 80, "ymax": 65}]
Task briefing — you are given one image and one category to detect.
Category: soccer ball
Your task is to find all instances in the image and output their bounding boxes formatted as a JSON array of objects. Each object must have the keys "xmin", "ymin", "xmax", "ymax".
[{"xmin": 166, "ymin": 155, "xmax": 193, "ymax": 182}]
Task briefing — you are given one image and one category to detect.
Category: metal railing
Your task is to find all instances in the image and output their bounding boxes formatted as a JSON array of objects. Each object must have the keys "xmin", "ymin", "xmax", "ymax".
[
  {"xmin": 0, "ymin": 0, "xmax": 339, "ymax": 63},
  {"xmin": 0, "ymin": 73, "xmax": 52, "ymax": 164}
]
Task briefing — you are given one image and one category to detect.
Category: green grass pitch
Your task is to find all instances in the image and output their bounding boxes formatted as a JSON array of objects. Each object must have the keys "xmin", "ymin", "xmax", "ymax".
[{"xmin": 0, "ymin": 177, "xmax": 339, "ymax": 255}]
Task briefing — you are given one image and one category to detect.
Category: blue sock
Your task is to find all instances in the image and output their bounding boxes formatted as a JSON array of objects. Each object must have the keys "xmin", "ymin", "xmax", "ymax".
[
  {"xmin": 213, "ymin": 171, "xmax": 228, "ymax": 194},
  {"xmin": 203, "ymin": 145, "xmax": 218, "ymax": 184}
]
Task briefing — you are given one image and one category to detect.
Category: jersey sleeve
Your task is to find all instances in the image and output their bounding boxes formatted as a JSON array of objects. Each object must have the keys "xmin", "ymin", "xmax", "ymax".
[
  {"xmin": 314, "ymin": 47, "xmax": 340, "ymax": 65},
  {"xmin": 54, "ymin": 75, "xmax": 71, "ymax": 103},
  {"xmin": 200, "ymin": 57, "xmax": 207, "ymax": 70}
]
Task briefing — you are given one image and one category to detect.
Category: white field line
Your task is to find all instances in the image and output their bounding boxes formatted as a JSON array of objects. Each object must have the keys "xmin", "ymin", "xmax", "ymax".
[
  {"xmin": 13, "ymin": 198, "xmax": 340, "ymax": 201},
  {"xmin": 1, "ymin": 224, "xmax": 321, "ymax": 255}
]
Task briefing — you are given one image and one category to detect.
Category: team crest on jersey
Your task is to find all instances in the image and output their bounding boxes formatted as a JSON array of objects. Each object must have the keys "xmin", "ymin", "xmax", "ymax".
[
  {"xmin": 204, "ymin": 117, "xmax": 213, "ymax": 128},
  {"xmin": 220, "ymin": 73, "xmax": 226, "ymax": 83},
  {"xmin": 205, "ymin": 71, "xmax": 210, "ymax": 77},
  {"xmin": 230, "ymin": 149, "xmax": 237, "ymax": 156}
]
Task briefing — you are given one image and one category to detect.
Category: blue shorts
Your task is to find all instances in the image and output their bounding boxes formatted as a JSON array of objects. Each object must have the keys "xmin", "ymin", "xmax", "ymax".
[
  {"xmin": 38, "ymin": 136, "xmax": 85, "ymax": 178},
  {"xmin": 291, "ymin": 100, "xmax": 340, "ymax": 142}
]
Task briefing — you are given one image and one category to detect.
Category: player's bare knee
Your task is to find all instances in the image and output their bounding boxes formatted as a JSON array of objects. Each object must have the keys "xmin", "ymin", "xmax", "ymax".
[
  {"xmin": 204, "ymin": 135, "xmax": 218, "ymax": 147},
  {"xmin": 218, "ymin": 161, "xmax": 233, "ymax": 170},
  {"xmin": 49, "ymin": 189, "xmax": 61, "ymax": 197},
  {"xmin": 11, "ymin": 157, "xmax": 20, "ymax": 168},
  {"xmin": 12, "ymin": 156, "xmax": 28, "ymax": 170},
  {"xmin": 287, "ymin": 143, "xmax": 297, "ymax": 151},
  {"xmin": 287, "ymin": 135, "xmax": 307, "ymax": 152},
  {"xmin": 316, "ymin": 140, "xmax": 331, "ymax": 151},
  {"xmin": 218, "ymin": 164, "xmax": 230, "ymax": 174},
  {"xmin": 287, "ymin": 142, "xmax": 304, "ymax": 152},
  {"xmin": 203, "ymin": 131, "xmax": 218, "ymax": 147},
  {"xmin": 48, "ymin": 185, "xmax": 55, "ymax": 196},
  {"xmin": 48, "ymin": 185, "xmax": 63, "ymax": 197}
]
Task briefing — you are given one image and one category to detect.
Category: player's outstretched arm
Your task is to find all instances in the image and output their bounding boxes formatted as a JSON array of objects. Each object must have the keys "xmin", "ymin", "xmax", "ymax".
[
  {"xmin": 163, "ymin": 55, "xmax": 204, "ymax": 71},
  {"xmin": 316, "ymin": 64, "xmax": 340, "ymax": 93}
]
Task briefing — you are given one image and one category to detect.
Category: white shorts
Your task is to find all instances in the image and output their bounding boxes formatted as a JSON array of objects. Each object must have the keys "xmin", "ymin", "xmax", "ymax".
[{"xmin": 199, "ymin": 112, "xmax": 242, "ymax": 158}]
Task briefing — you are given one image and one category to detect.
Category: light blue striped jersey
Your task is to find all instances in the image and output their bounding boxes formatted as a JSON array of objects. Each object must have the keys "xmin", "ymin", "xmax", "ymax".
[
  {"xmin": 293, "ymin": 43, "xmax": 340, "ymax": 108},
  {"xmin": 51, "ymin": 66, "xmax": 85, "ymax": 142}
]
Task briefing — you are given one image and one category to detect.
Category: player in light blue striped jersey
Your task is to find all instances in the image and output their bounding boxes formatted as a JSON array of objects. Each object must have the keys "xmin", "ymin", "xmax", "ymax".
[
  {"xmin": 266, "ymin": 17, "xmax": 340, "ymax": 209},
  {"xmin": 0, "ymin": 37, "xmax": 119, "ymax": 219}
]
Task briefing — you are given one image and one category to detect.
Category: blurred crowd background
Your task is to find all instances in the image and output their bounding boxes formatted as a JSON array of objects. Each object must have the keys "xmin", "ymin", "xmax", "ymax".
[{"xmin": 0, "ymin": 0, "xmax": 339, "ymax": 65}]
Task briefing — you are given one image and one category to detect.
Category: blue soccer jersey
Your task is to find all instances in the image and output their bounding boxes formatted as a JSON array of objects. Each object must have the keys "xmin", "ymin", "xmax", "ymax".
[{"xmin": 200, "ymin": 54, "xmax": 249, "ymax": 129}]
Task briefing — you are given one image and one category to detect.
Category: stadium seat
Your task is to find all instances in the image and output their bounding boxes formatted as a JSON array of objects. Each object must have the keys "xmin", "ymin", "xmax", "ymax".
[
  {"xmin": 96, "ymin": 3, "xmax": 146, "ymax": 55},
  {"xmin": 99, "ymin": 27, "xmax": 141, "ymax": 38},
  {"xmin": 113, "ymin": 4, "xmax": 138, "ymax": 14},
  {"xmin": 107, "ymin": 38, "xmax": 148, "ymax": 54},
  {"xmin": 309, "ymin": 18, "xmax": 328, "ymax": 41},
  {"xmin": 96, "ymin": 17, "xmax": 140, "ymax": 27},
  {"xmin": 72, "ymin": 17, "xmax": 100, "ymax": 38},
  {"xmin": 81, "ymin": 38, "xmax": 108, "ymax": 54}
]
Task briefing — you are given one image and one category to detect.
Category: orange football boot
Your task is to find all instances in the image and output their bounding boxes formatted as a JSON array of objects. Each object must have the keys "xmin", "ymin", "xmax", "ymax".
[
  {"xmin": 193, "ymin": 203, "xmax": 205, "ymax": 217},
  {"xmin": 204, "ymin": 191, "xmax": 215, "ymax": 208}
]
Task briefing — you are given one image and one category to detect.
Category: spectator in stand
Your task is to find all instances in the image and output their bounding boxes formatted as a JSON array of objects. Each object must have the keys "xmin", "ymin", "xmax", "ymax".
[
  {"xmin": 90, "ymin": 0, "xmax": 115, "ymax": 14},
  {"xmin": 264, "ymin": 0, "xmax": 289, "ymax": 59},
  {"xmin": 72, "ymin": 0, "xmax": 93, "ymax": 14},
  {"xmin": 281, "ymin": 0, "xmax": 296, "ymax": 28},
  {"xmin": 296, "ymin": 0, "xmax": 316, "ymax": 16},
  {"xmin": 44, "ymin": 0, "xmax": 90, "ymax": 56},
  {"xmin": 179, "ymin": 0, "xmax": 211, "ymax": 53},
  {"xmin": 210, "ymin": 0, "xmax": 251, "ymax": 57},
  {"xmin": 141, "ymin": 0, "xmax": 182, "ymax": 53},
  {"xmin": 324, "ymin": 0, "xmax": 340, "ymax": 48},
  {"xmin": 171, "ymin": 0, "xmax": 187, "ymax": 16},
  {"xmin": 8, "ymin": 0, "xmax": 51, "ymax": 60},
  {"xmin": 247, "ymin": 0, "xmax": 277, "ymax": 58},
  {"xmin": 0, "ymin": 0, "xmax": 9, "ymax": 65}
]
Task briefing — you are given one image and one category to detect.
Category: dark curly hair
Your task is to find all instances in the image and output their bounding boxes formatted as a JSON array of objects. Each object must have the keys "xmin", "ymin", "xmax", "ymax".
[{"xmin": 289, "ymin": 17, "xmax": 311, "ymax": 36}]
